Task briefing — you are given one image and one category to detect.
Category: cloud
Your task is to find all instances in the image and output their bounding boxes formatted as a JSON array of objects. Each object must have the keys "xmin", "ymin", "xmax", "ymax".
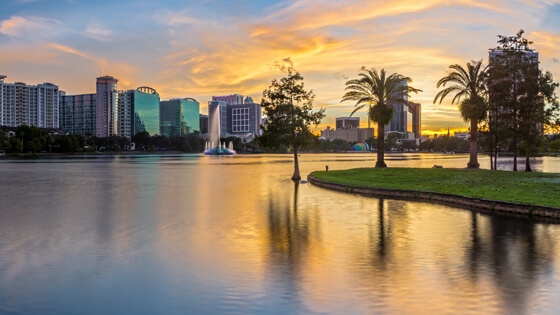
[
  {"xmin": 255, "ymin": 0, "xmax": 510, "ymax": 34},
  {"xmin": 528, "ymin": 31, "xmax": 560, "ymax": 80},
  {"xmin": 4, "ymin": 0, "xmax": 560, "ymax": 134},
  {"xmin": 154, "ymin": 10, "xmax": 206, "ymax": 27},
  {"xmin": 151, "ymin": 0, "xmax": 496, "ymax": 125},
  {"xmin": 0, "ymin": 16, "xmax": 58, "ymax": 37},
  {"xmin": 47, "ymin": 43, "xmax": 93, "ymax": 60},
  {"xmin": 85, "ymin": 24, "xmax": 112, "ymax": 41}
]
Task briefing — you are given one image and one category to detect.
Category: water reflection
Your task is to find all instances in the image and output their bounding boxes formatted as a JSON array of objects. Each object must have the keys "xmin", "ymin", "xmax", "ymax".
[
  {"xmin": 2, "ymin": 154, "xmax": 560, "ymax": 314},
  {"xmin": 265, "ymin": 182, "xmax": 309, "ymax": 311},
  {"xmin": 344, "ymin": 198, "xmax": 559, "ymax": 314}
]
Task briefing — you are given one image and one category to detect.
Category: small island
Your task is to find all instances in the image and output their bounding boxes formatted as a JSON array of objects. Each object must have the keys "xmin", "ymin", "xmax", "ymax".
[{"xmin": 309, "ymin": 167, "xmax": 560, "ymax": 218}]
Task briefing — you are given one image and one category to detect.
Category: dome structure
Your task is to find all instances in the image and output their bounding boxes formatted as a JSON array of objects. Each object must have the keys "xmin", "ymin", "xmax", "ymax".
[{"xmin": 350, "ymin": 142, "xmax": 370, "ymax": 152}]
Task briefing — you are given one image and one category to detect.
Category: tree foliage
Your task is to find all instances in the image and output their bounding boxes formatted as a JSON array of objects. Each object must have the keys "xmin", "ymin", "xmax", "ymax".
[
  {"xmin": 419, "ymin": 136, "xmax": 469, "ymax": 153},
  {"xmin": 488, "ymin": 30, "xmax": 559, "ymax": 171},
  {"xmin": 0, "ymin": 126, "xmax": 205, "ymax": 155},
  {"xmin": 434, "ymin": 60, "xmax": 488, "ymax": 168},
  {"xmin": 258, "ymin": 69, "xmax": 325, "ymax": 180},
  {"xmin": 342, "ymin": 67, "xmax": 421, "ymax": 167}
]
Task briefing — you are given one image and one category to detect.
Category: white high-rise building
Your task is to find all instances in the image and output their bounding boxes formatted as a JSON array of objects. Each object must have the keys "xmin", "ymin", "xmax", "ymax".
[
  {"xmin": 95, "ymin": 76, "xmax": 119, "ymax": 137},
  {"xmin": 0, "ymin": 75, "xmax": 60, "ymax": 128},
  {"xmin": 489, "ymin": 49, "xmax": 538, "ymax": 65},
  {"xmin": 0, "ymin": 75, "xmax": 4, "ymax": 126}
]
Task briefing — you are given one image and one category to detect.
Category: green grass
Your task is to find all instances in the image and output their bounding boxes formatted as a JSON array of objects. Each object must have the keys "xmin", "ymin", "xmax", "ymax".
[{"xmin": 311, "ymin": 168, "xmax": 560, "ymax": 208}]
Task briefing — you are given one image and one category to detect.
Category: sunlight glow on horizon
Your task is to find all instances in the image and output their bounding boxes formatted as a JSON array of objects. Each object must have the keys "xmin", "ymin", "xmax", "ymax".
[{"xmin": 1, "ymin": 0, "xmax": 559, "ymax": 135}]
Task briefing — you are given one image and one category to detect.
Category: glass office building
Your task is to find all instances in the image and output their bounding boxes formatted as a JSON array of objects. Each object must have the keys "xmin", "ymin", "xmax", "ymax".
[
  {"xmin": 60, "ymin": 92, "xmax": 96, "ymax": 135},
  {"xmin": 118, "ymin": 87, "xmax": 160, "ymax": 138},
  {"xmin": 182, "ymin": 98, "xmax": 200, "ymax": 134},
  {"xmin": 160, "ymin": 98, "xmax": 200, "ymax": 137}
]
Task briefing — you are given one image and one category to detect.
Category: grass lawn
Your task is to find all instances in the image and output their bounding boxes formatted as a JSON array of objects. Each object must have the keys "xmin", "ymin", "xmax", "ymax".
[{"xmin": 311, "ymin": 168, "xmax": 560, "ymax": 209}]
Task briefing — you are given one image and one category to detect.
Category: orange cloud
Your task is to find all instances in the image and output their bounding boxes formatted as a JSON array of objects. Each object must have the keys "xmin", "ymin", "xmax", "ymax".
[
  {"xmin": 0, "ymin": 15, "xmax": 57, "ymax": 37},
  {"xmin": 47, "ymin": 43, "xmax": 93, "ymax": 60},
  {"xmin": 4, "ymin": 0, "xmax": 558, "ymax": 133}
]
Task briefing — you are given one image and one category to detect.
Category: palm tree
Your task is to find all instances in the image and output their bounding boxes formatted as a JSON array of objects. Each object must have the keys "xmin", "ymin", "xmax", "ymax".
[
  {"xmin": 434, "ymin": 60, "xmax": 488, "ymax": 169},
  {"xmin": 342, "ymin": 68, "xmax": 421, "ymax": 168}
]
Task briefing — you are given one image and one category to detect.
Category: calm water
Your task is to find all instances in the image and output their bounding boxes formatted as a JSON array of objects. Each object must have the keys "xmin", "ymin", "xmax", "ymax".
[{"xmin": 1, "ymin": 153, "xmax": 560, "ymax": 315}]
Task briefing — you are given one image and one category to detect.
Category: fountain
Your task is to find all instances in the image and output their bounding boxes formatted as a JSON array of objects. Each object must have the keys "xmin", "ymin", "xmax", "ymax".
[{"xmin": 204, "ymin": 104, "xmax": 235, "ymax": 155}]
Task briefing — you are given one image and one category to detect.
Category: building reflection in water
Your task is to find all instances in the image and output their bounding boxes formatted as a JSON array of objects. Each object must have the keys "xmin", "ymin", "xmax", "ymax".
[
  {"xmin": 3, "ymin": 155, "xmax": 560, "ymax": 314},
  {"xmin": 349, "ymin": 197, "xmax": 558, "ymax": 314}
]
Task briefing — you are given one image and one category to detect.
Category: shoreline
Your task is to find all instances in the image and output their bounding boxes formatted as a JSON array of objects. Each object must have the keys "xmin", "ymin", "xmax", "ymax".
[{"xmin": 307, "ymin": 173, "xmax": 560, "ymax": 219}]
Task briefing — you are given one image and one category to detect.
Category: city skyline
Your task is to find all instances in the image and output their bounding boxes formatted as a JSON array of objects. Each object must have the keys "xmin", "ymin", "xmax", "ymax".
[{"xmin": 1, "ymin": 0, "xmax": 559, "ymax": 135}]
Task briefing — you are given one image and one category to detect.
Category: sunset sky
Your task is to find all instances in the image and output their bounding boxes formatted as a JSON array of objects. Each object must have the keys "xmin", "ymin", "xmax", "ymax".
[{"xmin": 1, "ymin": 0, "xmax": 559, "ymax": 135}]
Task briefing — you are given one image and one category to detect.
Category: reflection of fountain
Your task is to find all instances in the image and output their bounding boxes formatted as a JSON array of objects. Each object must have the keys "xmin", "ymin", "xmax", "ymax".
[{"xmin": 204, "ymin": 104, "xmax": 235, "ymax": 155}]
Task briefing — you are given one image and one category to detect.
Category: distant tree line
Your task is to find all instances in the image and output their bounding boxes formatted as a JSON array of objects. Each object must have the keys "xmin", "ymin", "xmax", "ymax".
[
  {"xmin": 0, "ymin": 125, "xmax": 91, "ymax": 154},
  {"xmin": 0, "ymin": 126, "xmax": 206, "ymax": 154},
  {"xmin": 131, "ymin": 131, "xmax": 204, "ymax": 153},
  {"xmin": 419, "ymin": 136, "xmax": 469, "ymax": 153}
]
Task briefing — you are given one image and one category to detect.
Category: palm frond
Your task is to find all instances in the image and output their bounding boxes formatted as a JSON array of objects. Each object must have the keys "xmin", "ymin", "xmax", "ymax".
[
  {"xmin": 341, "ymin": 67, "xmax": 421, "ymax": 124},
  {"xmin": 434, "ymin": 60, "xmax": 488, "ymax": 106}
]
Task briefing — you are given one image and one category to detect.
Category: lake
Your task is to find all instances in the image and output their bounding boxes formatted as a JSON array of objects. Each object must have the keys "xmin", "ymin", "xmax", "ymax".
[{"xmin": 1, "ymin": 153, "xmax": 560, "ymax": 314}]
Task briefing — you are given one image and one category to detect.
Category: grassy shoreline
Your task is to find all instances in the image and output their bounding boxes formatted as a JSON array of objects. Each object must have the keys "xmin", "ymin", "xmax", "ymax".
[{"xmin": 311, "ymin": 168, "xmax": 560, "ymax": 209}]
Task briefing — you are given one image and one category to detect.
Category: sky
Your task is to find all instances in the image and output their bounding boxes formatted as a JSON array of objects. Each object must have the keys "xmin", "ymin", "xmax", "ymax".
[{"xmin": 1, "ymin": 0, "xmax": 560, "ymax": 135}]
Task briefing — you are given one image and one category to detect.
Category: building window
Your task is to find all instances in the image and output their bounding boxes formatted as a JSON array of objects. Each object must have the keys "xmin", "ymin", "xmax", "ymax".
[{"xmin": 232, "ymin": 108, "xmax": 250, "ymax": 133}]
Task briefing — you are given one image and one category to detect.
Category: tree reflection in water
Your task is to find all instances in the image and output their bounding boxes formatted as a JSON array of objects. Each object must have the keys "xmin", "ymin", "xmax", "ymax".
[
  {"xmin": 264, "ymin": 182, "xmax": 313, "ymax": 311},
  {"xmin": 351, "ymin": 197, "xmax": 558, "ymax": 314}
]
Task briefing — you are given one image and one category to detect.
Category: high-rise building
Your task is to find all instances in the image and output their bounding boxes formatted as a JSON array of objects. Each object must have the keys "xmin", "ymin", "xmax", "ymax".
[
  {"xmin": 118, "ymin": 87, "xmax": 160, "ymax": 138},
  {"xmin": 207, "ymin": 95, "xmax": 262, "ymax": 137},
  {"xmin": 0, "ymin": 75, "xmax": 60, "ymax": 128},
  {"xmin": 0, "ymin": 75, "xmax": 4, "ymax": 126},
  {"xmin": 227, "ymin": 102, "xmax": 262, "ymax": 136},
  {"xmin": 182, "ymin": 98, "xmax": 200, "ymax": 134},
  {"xmin": 60, "ymin": 92, "xmax": 96, "ymax": 135},
  {"xmin": 212, "ymin": 94, "xmax": 243, "ymax": 105},
  {"xmin": 336, "ymin": 117, "xmax": 360, "ymax": 129},
  {"xmin": 407, "ymin": 101, "xmax": 421, "ymax": 138},
  {"xmin": 95, "ymin": 76, "xmax": 119, "ymax": 137},
  {"xmin": 489, "ymin": 47, "xmax": 541, "ymax": 132},
  {"xmin": 160, "ymin": 98, "xmax": 200, "ymax": 137},
  {"xmin": 387, "ymin": 81, "xmax": 408, "ymax": 133},
  {"xmin": 489, "ymin": 49, "xmax": 538, "ymax": 65},
  {"xmin": 208, "ymin": 100, "xmax": 228, "ymax": 136},
  {"xmin": 199, "ymin": 114, "xmax": 209, "ymax": 135}
]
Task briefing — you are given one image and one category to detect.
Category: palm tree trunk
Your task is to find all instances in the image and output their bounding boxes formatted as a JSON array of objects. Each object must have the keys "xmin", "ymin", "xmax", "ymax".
[
  {"xmin": 375, "ymin": 123, "xmax": 387, "ymax": 168},
  {"xmin": 368, "ymin": 105, "xmax": 372, "ymax": 129},
  {"xmin": 291, "ymin": 145, "xmax": 301, "ymax": 181},
  {"xmin": 467, "ymin": 118, "xmax": 480, "ymax": 169}
]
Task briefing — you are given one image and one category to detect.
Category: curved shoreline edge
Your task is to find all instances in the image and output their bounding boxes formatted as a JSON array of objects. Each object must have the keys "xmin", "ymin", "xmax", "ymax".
[{"xmin": 307, "ymin": 173, "xmax": 560, "ymax": 219}]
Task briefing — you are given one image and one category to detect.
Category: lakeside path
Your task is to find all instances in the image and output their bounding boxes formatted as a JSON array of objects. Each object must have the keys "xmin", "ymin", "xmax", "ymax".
[{"xmin": 308, "ymin": 168, "xmax": 560, "ymax": 219}]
